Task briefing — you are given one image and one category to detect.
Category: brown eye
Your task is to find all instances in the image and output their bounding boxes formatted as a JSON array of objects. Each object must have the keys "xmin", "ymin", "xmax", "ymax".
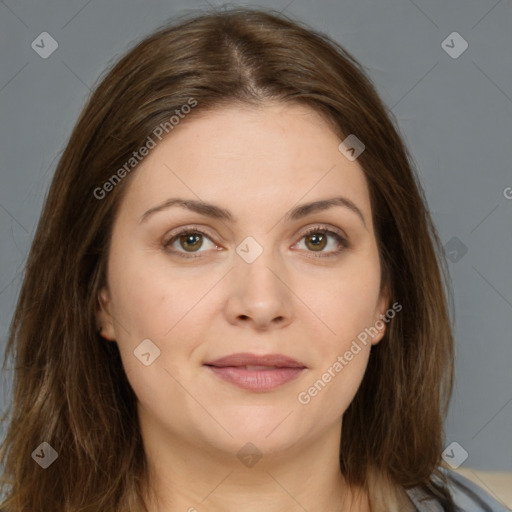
[
  {"xmin": 305, "ymin": 232, "xmax": 328, "ymax": 252},
  {"xmin": 178, "ymin": 233, "xmax": 204, "ymax": 252},
  {"xmin": 164, "ymin": 228, "xmax": 218, "ymax": 258},
  {"xmin": 295, "ymin": 226, "xmax": 349, "ymax": 258}
]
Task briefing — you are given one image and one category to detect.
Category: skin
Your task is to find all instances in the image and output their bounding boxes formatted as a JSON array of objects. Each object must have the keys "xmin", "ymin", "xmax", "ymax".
[{"xmin": 96, "ymin": 101, "xmax": 392, "ymax": 512}]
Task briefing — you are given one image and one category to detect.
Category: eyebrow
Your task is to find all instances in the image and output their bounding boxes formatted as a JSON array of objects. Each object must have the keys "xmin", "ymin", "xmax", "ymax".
[{"xmin": 139, "ymin": 196, "xmax": 367, "ymax": 229}]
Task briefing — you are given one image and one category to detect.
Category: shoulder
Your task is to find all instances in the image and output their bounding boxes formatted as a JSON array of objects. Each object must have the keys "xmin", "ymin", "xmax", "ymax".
[
  {"xmin": 443, "ymin": 467, "xmax": 511, "ymax": 511},
  {"xmin": 405, "ymin": 466, "xmax": 511, "ymax": 511}
]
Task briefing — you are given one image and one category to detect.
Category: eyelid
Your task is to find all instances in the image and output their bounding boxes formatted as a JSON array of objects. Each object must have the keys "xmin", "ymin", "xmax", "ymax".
[
  {"xmin": 163, "ymin": 224, "xmax": 217, "ymax": 243},
  {"xmin": 300, "ymin": 223, "xmax": 348, "ymax": 242}
]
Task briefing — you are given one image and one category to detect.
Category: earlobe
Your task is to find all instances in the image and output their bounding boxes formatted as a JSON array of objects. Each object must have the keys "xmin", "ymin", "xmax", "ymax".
[{"xmin": 96, "ymin": 286, "xmax": 116, "ymax": 341}]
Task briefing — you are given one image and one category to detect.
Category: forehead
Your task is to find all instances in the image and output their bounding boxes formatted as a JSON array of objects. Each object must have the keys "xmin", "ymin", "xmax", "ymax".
[{"xmin": 117, "ymin": 101, "xmax": 373, "ymax": 230}]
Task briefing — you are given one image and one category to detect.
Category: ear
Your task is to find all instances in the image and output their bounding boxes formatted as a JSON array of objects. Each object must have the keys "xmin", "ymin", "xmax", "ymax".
[
  {"xmin": 371, "ymin": 284, "xmax": 391, "ymax": 346},
  {"xmin": 96, "ymin": 286, "xmax": 116, "ymax": 341}
]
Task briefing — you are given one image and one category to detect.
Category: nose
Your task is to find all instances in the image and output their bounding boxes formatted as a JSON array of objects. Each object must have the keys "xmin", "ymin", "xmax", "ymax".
[{"xmin": 224, "ymin": 250, "xmax": 293, "ymax": 331}]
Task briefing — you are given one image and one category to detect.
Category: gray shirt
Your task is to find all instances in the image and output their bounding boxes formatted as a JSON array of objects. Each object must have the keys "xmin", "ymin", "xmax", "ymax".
[{"xmin": 405, "ymin": 467, "xmax": 510, "ymax": 511}]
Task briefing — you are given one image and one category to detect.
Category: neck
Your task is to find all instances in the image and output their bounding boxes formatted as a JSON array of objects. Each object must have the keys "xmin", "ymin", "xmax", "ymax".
[{"xmin": 140, "ymin": 419, "xmax": 369, "ymax": 512}]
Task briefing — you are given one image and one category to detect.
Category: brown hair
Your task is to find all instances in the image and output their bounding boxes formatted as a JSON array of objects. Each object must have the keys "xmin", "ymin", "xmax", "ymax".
[{"xmin": 0, "ymin": 6, "xmax": 455, "ymax": 511}]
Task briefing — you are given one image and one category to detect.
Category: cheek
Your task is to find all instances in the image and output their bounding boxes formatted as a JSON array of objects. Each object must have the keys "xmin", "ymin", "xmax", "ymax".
[
  {"xmin": 108, "ymin": 249, "xmax": 189, "ymax": 338},
  {"xmin": 107, "ymin": 251, "xmax": 214, "ymax": 373},
  {"xmin": 297, "ymin": 329, "xmax": 371, "ymax": 418},
  {"xmin": 106, "ymin": 259, "xmax": 208, "ymax": 428},
  {"xmin": 294, "ymin": 256, "xmax": 380, "ymax": 411},
  {"xmin": 302, "ymin": 258, "xmax": 382, "ymax": 351}
]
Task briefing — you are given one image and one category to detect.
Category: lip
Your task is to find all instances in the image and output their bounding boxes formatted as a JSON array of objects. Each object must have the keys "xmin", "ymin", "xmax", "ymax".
[
  {"xmin": 205, "ymin": 352, "xmax": 306, "ymax": 368},
  {"xmin": 204, "ymin": 352, "xmax": 307, "ymax": 392}
]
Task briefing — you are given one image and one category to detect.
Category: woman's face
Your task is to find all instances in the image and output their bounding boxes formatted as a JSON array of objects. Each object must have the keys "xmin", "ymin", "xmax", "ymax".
[{"xmin": 97, "ymin": 101, "xmax": 389, "ymax": 461}]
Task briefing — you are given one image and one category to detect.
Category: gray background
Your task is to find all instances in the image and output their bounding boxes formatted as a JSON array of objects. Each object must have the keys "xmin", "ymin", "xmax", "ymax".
[{"xmin": 1, "ymin": 0, "xmax": 511, "ymax": 477}]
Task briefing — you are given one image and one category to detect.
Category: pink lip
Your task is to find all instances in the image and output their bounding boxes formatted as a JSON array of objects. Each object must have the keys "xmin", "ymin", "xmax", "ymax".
[{"xmin": 204, "ymin": 352, "xmax": 307, "ymax": 392}]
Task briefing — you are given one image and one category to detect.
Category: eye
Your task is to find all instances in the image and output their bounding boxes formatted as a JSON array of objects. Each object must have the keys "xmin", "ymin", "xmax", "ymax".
[
  {"xmin": 163, "ymin": 224, "xmax": 349, "ymax": 260},
  {"xmin": 163, "ymin": 227, "xmax": 220, "ymax": 259},
  {"xmin": 294, "ymin": 225, "xmax": 349, "ymax": 258}
]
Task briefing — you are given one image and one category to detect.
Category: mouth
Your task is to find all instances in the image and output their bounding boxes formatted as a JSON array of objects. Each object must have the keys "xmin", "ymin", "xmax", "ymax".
[{"xmin": 203, "ymin": 353, "xmax": 307, "ymax": 392}]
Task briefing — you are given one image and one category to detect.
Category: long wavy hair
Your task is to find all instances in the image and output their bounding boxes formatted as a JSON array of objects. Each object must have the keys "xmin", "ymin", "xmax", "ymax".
[{"xmin": 0, "ymin": 6, "xmax": 455, "ymax": 511}]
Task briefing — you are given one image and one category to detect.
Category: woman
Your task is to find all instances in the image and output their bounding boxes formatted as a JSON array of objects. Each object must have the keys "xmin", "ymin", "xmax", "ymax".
[{"xmin": 0, "ymin": 7, "xmax": 507, "ymax": 512}]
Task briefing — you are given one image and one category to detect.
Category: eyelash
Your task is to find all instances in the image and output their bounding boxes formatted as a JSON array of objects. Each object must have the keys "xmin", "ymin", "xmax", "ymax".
[{"xmin": 163, "ymin": 224, "xmax": 349, "ymax": 260}]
